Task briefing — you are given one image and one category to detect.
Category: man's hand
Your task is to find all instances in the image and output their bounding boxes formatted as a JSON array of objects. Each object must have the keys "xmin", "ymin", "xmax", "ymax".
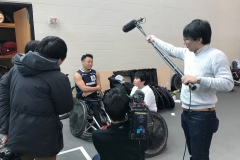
[
  {"xmin": 82, "ymin": 84, "xmax": 101, "ymax": 97},
  {"xmin": 181, "ymin": 75, "xmax": 197, "ymax": 85},
  {"xmin": 96, "ymin": 84, "xmax": 101, "ymax": 91},
  {"xmin": 82, "ymin": 91, "xmax": 93, "ymax": 97},
  {"xmin": 146, "ymin": 35, "xmax": 158, "ymax": 43},
  {"xmin": 0, "ymin": 134, "xmax": 8, "ymax": 148}
]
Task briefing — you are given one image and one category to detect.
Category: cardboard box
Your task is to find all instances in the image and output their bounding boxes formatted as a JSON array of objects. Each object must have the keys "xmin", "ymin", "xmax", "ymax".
[
  {"xmin": 156, "ymin": 67, "xmax": 171, "ymax": 90},
  {"xmin": 99, "ymin": 70, "xmax": 113, "ymax": 92}
]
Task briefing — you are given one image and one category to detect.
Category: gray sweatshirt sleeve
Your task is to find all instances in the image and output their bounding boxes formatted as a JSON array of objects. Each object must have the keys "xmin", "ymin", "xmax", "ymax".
[
  {"xmin": 155, "ymin": 39, "xmax": 188, "ymax": 60},
  {"xmin": 200, "ymin": 53, "xmax": 234, "ymax": 92}
]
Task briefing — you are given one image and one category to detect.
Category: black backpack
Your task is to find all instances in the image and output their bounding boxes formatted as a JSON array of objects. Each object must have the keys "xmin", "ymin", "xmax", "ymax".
[
  {"xmin": 108, "ymin": 75, "xmax": 133, "ymax": 95},
  {"xmin": 160, "ymin": 86, "xmax": 175, "ymax": 109},
  {"xmin": 151, "ymin": 85, "xmax": 175, "ymax": 109},
  {"xmin": 150, "ymin": 86, "xmax": 164, "ymax": 110}
]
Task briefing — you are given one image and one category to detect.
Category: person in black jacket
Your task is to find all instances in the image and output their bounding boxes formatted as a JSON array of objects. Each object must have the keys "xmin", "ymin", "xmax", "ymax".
[
  {"xmin": 92, "ymin": 88, "xmax": 148, "ymax": 160},
  {"xmin": 0, "ymin": 36, "xmax": 74, "ymax": 160},
  {"xmin": 24, "ymin": 40, "xmax": 41, "ymax": 54},
  {"xmin": 11, "ymin": 40, "xmax": 40, "ymax": 64}
]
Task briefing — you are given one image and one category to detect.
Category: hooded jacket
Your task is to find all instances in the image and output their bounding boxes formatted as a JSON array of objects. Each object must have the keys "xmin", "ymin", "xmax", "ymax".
[{"xmin": 0, "ymin": 52, "xmax": 74, "ymax": 157}]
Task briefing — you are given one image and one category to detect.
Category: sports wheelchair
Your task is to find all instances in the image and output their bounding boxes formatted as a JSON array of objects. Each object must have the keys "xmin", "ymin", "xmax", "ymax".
[
  {"xmin": 69, "ymin": 87, "xmax": 168, "ymax": 158},
  {"xmin": 69, "ymin": 87, "xmax": 111, "ymax": 141},
  {"xmin": 231, "ymin": 68, "xmax": 240, "ymax": 87}
]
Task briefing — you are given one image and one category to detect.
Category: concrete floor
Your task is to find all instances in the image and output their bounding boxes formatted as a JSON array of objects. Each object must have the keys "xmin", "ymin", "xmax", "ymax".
[{"xmin": 57, "ymin": 87, "xmax": 240, "ymax": 160}]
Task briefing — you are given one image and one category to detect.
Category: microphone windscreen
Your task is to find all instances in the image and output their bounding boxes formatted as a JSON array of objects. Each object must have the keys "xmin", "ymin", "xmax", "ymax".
[{"xmin": 122, "ymin": 20, "xmax": 137, "ymax": 33}]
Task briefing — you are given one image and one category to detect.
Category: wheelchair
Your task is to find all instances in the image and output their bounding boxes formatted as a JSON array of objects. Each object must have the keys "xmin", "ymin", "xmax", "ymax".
[
  {"xmin": 171, "ymin": 73, "xmax": 182, "ymax": 91},
  {"xmin": 145, "ymin": 112, "xmax": 168, "ymax": 158},
  {"xmin": 231, "ymin": 68, "xmax": 240, "ymax": 86},
  {"xmin": 69, "ymin": 87, "xmax": 168, "ymax": 158},
  {"xmin": 69, "ymin": 88, "xmax": 111, "ymax": 141}
]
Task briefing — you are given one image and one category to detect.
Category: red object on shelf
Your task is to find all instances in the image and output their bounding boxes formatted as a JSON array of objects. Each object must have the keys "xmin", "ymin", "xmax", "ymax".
[{"xmin": 1, "ymin": 41, "xmax": 17, "ymax": 55}]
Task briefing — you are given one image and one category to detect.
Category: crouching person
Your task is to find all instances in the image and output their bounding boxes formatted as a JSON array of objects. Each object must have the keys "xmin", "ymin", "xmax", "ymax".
[{"xmin": 92, "ymin": 88, "xmax": 148, "ymax": 160}]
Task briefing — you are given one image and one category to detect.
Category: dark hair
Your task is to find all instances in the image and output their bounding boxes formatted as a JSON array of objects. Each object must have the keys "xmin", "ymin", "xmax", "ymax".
[
  {"xmin": 24, "ymin": 40, "xmax": 41, "ymax": 54},
  {"xmin": 103, "ymin": 88, "xmax": 129, "ymax": 121},
  {"xmin": 183, "ymin": 19, "xmax": 212, "ymax": 44},
  {"xmin": 134, "ymin": 71, "xmax": 149, "ymax": 85},
  {"xmin": 81, "ymin": 53, "xmax": 93, "ymax": 61},
  {"xmin": 35, "ymin": 36, "xmax": 67, "ymax": 60}
]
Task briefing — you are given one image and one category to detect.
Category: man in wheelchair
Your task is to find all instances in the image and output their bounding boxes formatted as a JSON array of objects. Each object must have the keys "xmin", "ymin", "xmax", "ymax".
[
  {"xmin": 92, "ymin": 88, "xmax": 149, "ymax": 160},
  {"xmin": 74, "ymin": 54, "xmax": 103, "ymax": 127}
]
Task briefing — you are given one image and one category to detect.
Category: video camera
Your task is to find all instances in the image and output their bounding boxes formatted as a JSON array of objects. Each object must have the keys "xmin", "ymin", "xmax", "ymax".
[
  {"xmin": 127, "ymin": 90, "xmax": 152, "ymax": 140},
  {"xmin": 0, "ymin": 135, "xmax": 21, "ymax": 160},
  {"xmin": 0, "ymin": 146, "xmax": 21, "ymax": 160}
]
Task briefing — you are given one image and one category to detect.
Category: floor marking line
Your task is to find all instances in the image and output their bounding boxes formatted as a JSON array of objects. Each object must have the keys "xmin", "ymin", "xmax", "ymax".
[
  {"xmin": 79, "ymin": 146, "xmax": 92, "ymax": 160},
  {"xmin": 58, "ymin": 147, "xmax": 82, "ymax": 155},
  {"xmin": 57, "ymin": 146, "xmax": 91, "ymax": 160}
]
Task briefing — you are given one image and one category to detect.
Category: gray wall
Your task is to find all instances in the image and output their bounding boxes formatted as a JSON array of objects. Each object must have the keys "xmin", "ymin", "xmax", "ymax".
[{"xmin": 2, "ymin": 0, "xmax": 240, "ymax": 85}]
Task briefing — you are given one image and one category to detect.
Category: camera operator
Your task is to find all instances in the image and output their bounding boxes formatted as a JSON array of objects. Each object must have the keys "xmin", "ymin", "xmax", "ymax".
[{"xmin": 92, "ymin": 88, "xmax": 148, "ymax": 160}]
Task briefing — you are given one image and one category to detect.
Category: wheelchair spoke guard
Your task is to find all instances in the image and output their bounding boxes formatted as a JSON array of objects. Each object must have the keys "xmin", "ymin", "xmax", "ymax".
[
  {"xmin": 69, "ymin": 100, "xmax": 87, "ymax": 137},
  {"xmin": 145, "ymin": 112, "xmax": 168, "ymax": 158}
]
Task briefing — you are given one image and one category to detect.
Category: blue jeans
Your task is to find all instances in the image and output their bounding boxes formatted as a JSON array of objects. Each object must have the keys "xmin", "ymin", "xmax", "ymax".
[
  {"xmin": 181, "ymin": 110, "xmax": 219, "ymax": 160},
  {"xmin": 92, "ymin": 154, "xmax": 100, "ymax": 160}
]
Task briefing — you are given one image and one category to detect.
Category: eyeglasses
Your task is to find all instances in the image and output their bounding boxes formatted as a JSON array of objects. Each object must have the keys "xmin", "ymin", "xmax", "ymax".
[{"xmin": 183, "ymin": 37, "xmax": 194, "ymax": 41}]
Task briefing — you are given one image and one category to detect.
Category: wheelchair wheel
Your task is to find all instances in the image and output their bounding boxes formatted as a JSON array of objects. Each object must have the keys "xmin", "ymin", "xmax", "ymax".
[
  {"xmin": 80, "ymin": 105, "xmax": 110, "ymax": 141},
  {"xmin": 59, "ymin": 112, "xmax": 70, "ymax": 120},
  {"xmin": 171, "ymin": 74, "xmax": 182, "ymax": 91},
  {"xmin": 80, "ymin": 123, "xmax": 94, "ymax": 141},
  {"xmin": 69, "ymin": 99, "xmax": 95, "ymax": 141},
  {"xmin": 145, "ymin": 112, "xmax": 168, "ymax": 158},
  {"xmin": 69, "ymin": 100, "xmax": 88, "ymax": 138}
]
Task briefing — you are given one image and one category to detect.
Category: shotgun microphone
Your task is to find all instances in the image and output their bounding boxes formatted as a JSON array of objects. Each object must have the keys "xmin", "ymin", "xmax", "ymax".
[{"xmin": 122, "ymin": 20, "xmax": 137, "ymax": 32}]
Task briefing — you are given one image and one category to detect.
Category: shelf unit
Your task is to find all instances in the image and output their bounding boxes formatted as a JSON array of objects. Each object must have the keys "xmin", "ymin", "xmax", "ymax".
[
  {"xmin": 0, "ymin": 23, "xmax": 16, "ymax": 59},
  {"xmin": 0, "ymin": 54, "xmax": 16, "ymax": 58},
  {"xmin": 0, "ymin": 23, "xmax": 15, "ymax": 28},
  {"xmin": 0, "ymin": 8, "xmax": 31, "ymax": 60}
]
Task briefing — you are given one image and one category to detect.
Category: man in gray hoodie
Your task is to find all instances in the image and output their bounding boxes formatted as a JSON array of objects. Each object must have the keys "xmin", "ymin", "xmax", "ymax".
[{"xmin": 0, "ymin": 36, "xmax": 74, "ymax": 160}]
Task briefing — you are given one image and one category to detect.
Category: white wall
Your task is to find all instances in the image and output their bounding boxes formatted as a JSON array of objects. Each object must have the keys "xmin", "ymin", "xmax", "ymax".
[{"xmin": 2, "ymin": 0, "xmax": 240, "ymax": 85}]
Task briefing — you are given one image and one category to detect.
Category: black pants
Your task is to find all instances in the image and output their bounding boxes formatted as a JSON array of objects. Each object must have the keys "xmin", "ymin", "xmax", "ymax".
[{"xmin": 87, "ymin": 101, "xmax": 103, "ymax": 127}]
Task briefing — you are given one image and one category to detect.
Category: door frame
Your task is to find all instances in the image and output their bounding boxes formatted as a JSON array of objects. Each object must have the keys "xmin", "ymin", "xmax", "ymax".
[{"xmin": 0, "ymin": 2, "xmax": 35, "ymax": 40}]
